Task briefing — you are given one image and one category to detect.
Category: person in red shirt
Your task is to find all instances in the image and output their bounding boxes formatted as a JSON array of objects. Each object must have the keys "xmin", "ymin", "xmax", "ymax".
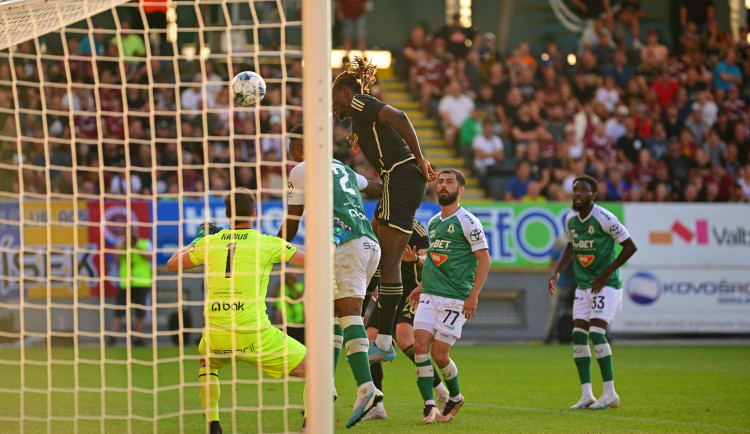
[
  {"xmin": 415, "ymin": 48, "xmax": 448, "ymax": 116},
  {"xmin": 651, "ymin": 69, "xmax": 680, "ymax": 109}
]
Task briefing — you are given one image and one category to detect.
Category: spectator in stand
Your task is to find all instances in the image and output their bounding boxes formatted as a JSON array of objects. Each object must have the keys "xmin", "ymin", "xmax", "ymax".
[
  {"xmin": 592, "ymin": 29, "xmax": 616, "ymax": 69},
  {"xmin": 662, "ymin": 137, "xmax": 692, "ymax": 193},
  {"xmin": 478, "ymin": 33, "xmax": 502, "ymax": 79},
  {"xmin": 713, "ymin": 50, "xmax": 742, "ymax": 92},
  {"xmin": 720, "ymin": 85, "xmax": 746, "ymax": 124},
  {"xmin": 633, "ymin": 103, "xmax": 652, "ymax": 139},
  {"xmin": 679, "ymin": 0, "xmax": 714, "ymax": 34},
  {"xmin": 504, "ymin": 159, "xmax": 533, "ymax": 201},
  {"xmin": 572, "ymin": 101, "xmax": 600, "ymax": 145},
  {"xmin": 545, "ymin": 104, "xmax": 568, "ymax": 145},
  {"xmin": 723, "ymin": 142, "xmax": 742, "ymax": 179},
  {"xmin": 662, "ymin": 104, "xmax": 684, "ymax": 141},
  {"xmin": 678, "ymin": 127, "xmax": 699, "ymax": 159},
  {"xmin": 438, "ymin": 80, "xmax": 475, "ymax": 154},
  {"xmin": 472, "ymin": 119, "xmax": 505, "ymax": 185},
  {"xmin": 594, "ymin": 76, "xmax": 620, "ymax": 114},
  {"xmin": 682, "ymin": 67, "xmax": 707, "ymax": 103},
  {"xmin": 604, "ymin": 50, "xmax": 634, "ymax": 90},
  {"xmin": 630, "ymin": 148, "xmax": 656, "ymax": 188},
  {"xmin": 640, "ymin": 29, "xmax": 669, "ymax": 74},
  {"xmin": 605, "ymin": 104, "xmax": 628, "ymax": 144},
  {"xmin": 402, "ymin": 24, "xmax": 432, "ymax": 81},
  {"xmin": 560, "ymin": 123, "xmax": 586, "ymax": 162},
  {"xmin": 511, "ymin": 103, "xmax": 542, "ymax": 159},
  {"xmin": 684, "ymin": 107, "xmax": 711, "ymax": 145},
  {"xmin": 414, "ymin": 49, "xmax": 448, "ymax": 116},
  {"xmin": 486, "ymin": 62, "xmax": 511, "ymax": 118},
  {"xmin": 732, "ymin": 123, "xmax": 750, "ymax": 164},
  {"xmin": 737, "ymin": 163, "xmax": 750, "ymax": 200},
  {"xmin": 615, "ymin": 0, "xmax": 644, "ymax": 49},
  {"xmin": 704, "ymin": 163, "xmax": 734, "ymax": 201},
  {"xmin": 335, "ymin": 0, "xmax": 369, "ymax": 51},
  {"xmin": 651, "ymin": 68, "xmax": 680, "ymax": 109},
  {"xmin": 110, "ymin": 21, "xmax": 146, "ymax": 68},
  {"xmin": 459, "ymin": 108, "xmax": 484, "ymax": 165},
  {"xmin": 652, "ymin": 181, "xmax": 671, "ymax": 202},
  {"xmin": 587, "ymin": 122, "xmax": 616, "ymax": 178},
  {"xmin": 181, "ymin": 77, "xmax": 203, "ymax": 119},
  {"xmin": 521, "ymin": 181, "xmax": 547, "ymax": 203},
  {"xmin": 646, "ymin": 122, "xmax": 669, "ymax": 161},
  {"xmin": 434, "ymin": 12, "xmax": 479, "ymax": 60},
  {"xmin": 505, "ymin": 42, "xmax": 538, "ymax": 80},
  {"xmin": 605, "ymin": 165, "xmax": 629, "ymax": 201},
  {"xmin": 692, "ymin": 90, "xmax": 718, "ymax": 126},
  {"xmin": 615, "ymin": 117, "xmax": 643, "ymax": 169}
]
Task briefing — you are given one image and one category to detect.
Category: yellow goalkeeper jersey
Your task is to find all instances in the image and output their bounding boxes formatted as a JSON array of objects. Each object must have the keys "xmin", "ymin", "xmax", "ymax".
[{"xmin": 188, "ymin": 228, "xmax": 298, "ymax": 332}]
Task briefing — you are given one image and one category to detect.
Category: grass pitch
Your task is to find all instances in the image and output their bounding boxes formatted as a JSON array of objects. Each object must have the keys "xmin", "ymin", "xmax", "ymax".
[{"xmin": 0, "ymin": 343, "xmax": 748, "ymax": 433}]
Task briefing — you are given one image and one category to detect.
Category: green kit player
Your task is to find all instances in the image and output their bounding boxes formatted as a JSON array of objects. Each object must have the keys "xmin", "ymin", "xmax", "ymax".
[
  {"xmin": 167, "ymin": 188, "xmax": 307, "ymax": 434},
  {"xmin": 407, "ymin": 169, "xmax": 490, "ymax": 424},
  {"xmin": 278, "ymin": 124, "xmax": 384, "ymax": 428},
  {"xmin": 548, "ymin": 175, "xmax": 637, "ymax": 410}
]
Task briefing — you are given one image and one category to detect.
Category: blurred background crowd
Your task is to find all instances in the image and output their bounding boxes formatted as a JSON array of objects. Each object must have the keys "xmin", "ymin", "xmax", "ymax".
[{"xmin": 1, "ymin": 0, "xmax": 749, "ymax": 204}]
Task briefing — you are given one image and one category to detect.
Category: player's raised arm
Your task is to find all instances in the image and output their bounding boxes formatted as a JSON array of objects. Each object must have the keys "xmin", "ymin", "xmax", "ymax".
[
  {"xmin": 376, "ymin": 104, "xmax": 436, "ymax": 182},
  {"xmin": 279, "ymin": 204, "xmax": 304, "ymax": 242},
  {"xmin": 355, "ymin": 172, "xmax": 383, "ymax": 198},
  {"xmin": 166, "ymin": 244, "xmax": 197, "ymax": 272}
]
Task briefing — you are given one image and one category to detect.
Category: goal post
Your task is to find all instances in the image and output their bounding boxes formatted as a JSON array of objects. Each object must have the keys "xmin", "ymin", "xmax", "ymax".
[{"xmin": 0, "ymin": 0, "xmax": 332, "ymax": 431}]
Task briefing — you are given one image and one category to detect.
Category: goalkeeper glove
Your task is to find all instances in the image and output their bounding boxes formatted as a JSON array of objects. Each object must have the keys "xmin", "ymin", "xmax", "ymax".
[
  {"xmin": 191, "ymin": 221, "xmax": 224, "ymax": 244},
  {"xmin": 332, "ymin": 218, "xmax": 351, "ymax": 247}
]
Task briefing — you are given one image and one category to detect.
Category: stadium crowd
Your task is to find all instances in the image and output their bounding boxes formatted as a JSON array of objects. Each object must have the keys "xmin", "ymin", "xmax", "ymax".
[{"xmin": 2, "ymin": 1, "xmax": 750, "ymax": 204}]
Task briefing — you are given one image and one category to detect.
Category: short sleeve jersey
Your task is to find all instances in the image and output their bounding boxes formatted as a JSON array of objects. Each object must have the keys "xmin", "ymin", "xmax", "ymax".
[
  {"xmin": 189, "ymin": 229, "xmax": 297, "ymax": 331},
  {"xmin": 120, "ymin": 238, "xmax": 153, "ymax": 288},
  {"xmin": 349, "ymin": 93, "xmax": 415, "ymax": 173},
  {"xmin": 564, "ymin": 204, "xmax": 631, "ymax": 289},
  {"xmin": 402, "ymin": 219, "xmax": 430, "ymax": 291},
  {"xmin": 422, "ymin": 207, "xmax": 489, "ymax": 300},
  {"xmin": 287, "ymin": 158, "xmax": 377, "ymax": 244}
]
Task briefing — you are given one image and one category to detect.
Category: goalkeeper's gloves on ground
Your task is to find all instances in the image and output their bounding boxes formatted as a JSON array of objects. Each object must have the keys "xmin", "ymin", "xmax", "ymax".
[
  {"xmin": 191, "ymin": 221, "xmax": 224, "ymax": 244},
  {"xmin": 332, "ymin": 218, "xmax": 351, "ymax": 247}
]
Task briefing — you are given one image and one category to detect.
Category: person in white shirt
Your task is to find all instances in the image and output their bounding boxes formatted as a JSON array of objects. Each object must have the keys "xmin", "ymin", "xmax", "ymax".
[
  {"xmin": 472, "ymin": 120, "xmax": 505, "ymax": 182},
  {"xmin": 438, "ymin": 80, "xmax": 475, "ymax": 153},
  {"xmin": 605, "ymin": 105, "xmax": 629, "ymax": 144}
]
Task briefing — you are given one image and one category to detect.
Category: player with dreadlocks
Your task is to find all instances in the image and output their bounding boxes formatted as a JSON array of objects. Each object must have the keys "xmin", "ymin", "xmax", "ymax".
[{"xmin": 332, "ymin": 56, "xmax": 437, "ymax": 364}]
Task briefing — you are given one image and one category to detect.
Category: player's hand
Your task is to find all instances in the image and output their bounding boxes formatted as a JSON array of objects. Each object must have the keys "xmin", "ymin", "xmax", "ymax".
[
  {"xmin": 332, "ymin": 218, "xmax": 351, "ymax": 247},
  {"xmin": 590, "ymin": 272, "xmax": 611, "ymax": 294},
  {"xmin": 347, "ymin": 133, "xmax": 360, "ymax": 154},
  {"xmin": 407, "ymin": 283, "xmax": 423, "ymax": 310},
  {"xmin": 191, "ymin": 221, "xmax": 223, "ymax": 244},
  {"xmin": 548, "ymin": 272, "xmax": 559, "ymax": 296},
  {"xmin": 418, "ymin": 158, "xmax": 437, "ymax": 182},
  {"xmin": 402, "ymin": 245, "xmax": 418, "ymax": 263},
  {"xmin": 463, "ymin": 294, "xmax": 478, "ymax": 319}
]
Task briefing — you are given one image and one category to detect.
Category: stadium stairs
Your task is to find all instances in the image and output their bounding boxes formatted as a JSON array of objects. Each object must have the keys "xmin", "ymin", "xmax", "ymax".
[{"xmin": 376, "ymin": 67, "xmax": 489, "ymax": 201}]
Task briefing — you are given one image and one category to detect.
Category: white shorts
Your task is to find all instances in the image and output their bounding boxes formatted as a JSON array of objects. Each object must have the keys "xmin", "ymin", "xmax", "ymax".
[
  {"xmin": 572, "ymin": 286, "xmax": 623, "ymax": 324},
  {"xmin": 333, "ymin": 236, "xmax": 380, "ymax": 300},
  {"xmin": 413, "ymin": 293, "xmax": 467, "ymax": 346}
]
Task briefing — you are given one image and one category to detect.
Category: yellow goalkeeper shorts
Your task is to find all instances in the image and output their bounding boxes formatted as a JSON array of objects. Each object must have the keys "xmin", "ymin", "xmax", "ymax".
[{"xmin": 199, "ymin": 326, "xmax": 306, "ymax": 378}]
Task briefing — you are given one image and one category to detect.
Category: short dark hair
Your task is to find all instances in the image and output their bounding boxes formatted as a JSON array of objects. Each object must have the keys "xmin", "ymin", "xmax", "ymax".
[
  {"xmin": 439, "ymin": 168, "xmax": 466, "ymax": 187},
  {"xmin": 573, "ymin": 175, "xmax": 598, "ymax": 194},
  {"xmin": 223, "ymin": 187, "xmax": 256, "ymax": 222}
]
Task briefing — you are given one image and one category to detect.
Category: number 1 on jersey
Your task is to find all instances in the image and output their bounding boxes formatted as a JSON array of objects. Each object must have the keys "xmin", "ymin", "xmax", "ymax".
[{"xmin": 225, "ymin": 242, "xmax": 236, "ymax": 278}]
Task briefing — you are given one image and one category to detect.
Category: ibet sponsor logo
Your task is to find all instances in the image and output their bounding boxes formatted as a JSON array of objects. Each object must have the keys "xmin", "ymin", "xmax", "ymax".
[
  {"xmin": 210, "ymin": 301, "xmax": 245, "ymax": 312},
  {"xmin": 650, "ymin": 219, "xmax": 750, "ymax": 247},
  {"xmin": 626, "ymin": 271, "xmax": 750, "ymax": 305}
]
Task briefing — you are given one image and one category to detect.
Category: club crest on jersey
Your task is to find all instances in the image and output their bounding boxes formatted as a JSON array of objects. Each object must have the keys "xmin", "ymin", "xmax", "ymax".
[
  {"xmin": 577, "ymin": 254, "xmax": 595, "ymax": 267},
  {"xmin": 447, "ymin": 224, "xmax": 455, "ymax": 233},
  {"xmin": 588, "ymin": 226, "xmax": 595, "ymax": 235},
  {"xmin": 430, "ymin": 252, "xmax": 448, "ymax": 266}
]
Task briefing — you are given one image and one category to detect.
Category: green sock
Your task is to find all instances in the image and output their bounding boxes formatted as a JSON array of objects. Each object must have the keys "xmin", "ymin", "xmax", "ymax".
[
  {"xmin": 439, "ymin": 359, "xmax": 460, "ymax": 398},
  {"xmin": 572, "ymin": 327, "xmax": 591, "ymax": 385},
  {"xmin": 404, "ymin": 345, "xmax": 442, "ymax": 388},
  {"xmin": 333, "ymin": 322, "xmax": 343, "ymax": 375},
  {"xmin": 415, "ymin": 354, "xmax": 434, "ymax": 402},
  {"xmin": 340, "ymin": 316, "xmax": 372, "ymax": 386},
  {"xmin": 590, "ymin": 326, "xmax": 613, "ymax": 382}
]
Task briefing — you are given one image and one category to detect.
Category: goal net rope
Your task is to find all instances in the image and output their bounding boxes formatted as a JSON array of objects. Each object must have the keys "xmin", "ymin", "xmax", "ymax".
[{"xmin": 0, "ymin": 0, "xmax": 331, "ymax": 432}]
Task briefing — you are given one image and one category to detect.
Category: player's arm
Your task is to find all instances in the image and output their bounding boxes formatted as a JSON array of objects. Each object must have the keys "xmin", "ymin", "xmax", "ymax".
[
  {"xmin": 278, "ymin": 204, "xmax": 304, "ymax": 242},
  {"xmin": 166, "ymin": 244, "xmax": 198, "ymax": 272},
  {"xmin": 356, "ymin": 172, "xmax": 383, "ymax": 198},
  {"xmin": 287, "ymin": 250, "xmax": 305, "ymax": 268},
  {"xmin": 376, "ymin": 104, "xmax": 437, "ymax": 181},
  {"xmin": 590, "ymin": 237, "xmax": 638, "ymax": 294},
  {"xmin": 463, "ymin": 249, "xmax": 490, "ymax": 319},
  {"xmin": 548, "ymin": 242, "xmax": 573, "ymax": 296}
]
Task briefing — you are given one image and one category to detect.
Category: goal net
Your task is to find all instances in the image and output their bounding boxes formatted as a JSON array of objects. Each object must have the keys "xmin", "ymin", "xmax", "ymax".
[{"xmin": 0, "ymin": 0, "xmax": 332, "ymax": 432}]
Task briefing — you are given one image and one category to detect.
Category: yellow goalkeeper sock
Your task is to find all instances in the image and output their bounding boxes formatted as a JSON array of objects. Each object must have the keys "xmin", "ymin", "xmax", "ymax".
[{"xmin": 199, "ymin": 366, "xmax": 220, "ymax": 421}]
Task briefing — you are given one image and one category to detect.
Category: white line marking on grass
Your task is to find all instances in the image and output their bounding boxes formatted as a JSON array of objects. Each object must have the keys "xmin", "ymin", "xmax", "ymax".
[{"xmin": 470, "ymin": 403, "xmax": 749, "ymax": 432}]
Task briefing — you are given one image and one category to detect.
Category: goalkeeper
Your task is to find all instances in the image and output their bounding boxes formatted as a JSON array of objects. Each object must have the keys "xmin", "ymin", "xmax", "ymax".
[{"xmin": 168, "ymin": 188, "xmax": 313, "ymax": 434}]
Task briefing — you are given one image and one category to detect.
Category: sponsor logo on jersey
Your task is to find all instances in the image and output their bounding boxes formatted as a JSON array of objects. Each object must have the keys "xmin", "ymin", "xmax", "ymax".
[
  {"xmin": 470, "ymin": 229, "xmax": 484, "ymax": 241},
  {"xmin": 430, "ymin": 252, "xmax": 448, "ymax": 266},
  {"xmin": 573, "ymin": 239, "xmax": 595, "ymax": 249},
  {"xmin": 588, "ymin": 225, "xmax": 595, "ymax": 235},
  {"xmin": 210, "ymin": 301, "xmax": 245, "ymax": 312},
  {"xmin": 609, "ymin": 223, "xmax": 623, "ymax": 237},
  {"xmin": 577, "ymin": 254, "xmax": 595, "ymax": 267}
]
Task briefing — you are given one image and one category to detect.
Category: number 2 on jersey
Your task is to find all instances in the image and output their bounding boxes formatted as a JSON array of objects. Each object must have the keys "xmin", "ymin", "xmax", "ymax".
[
  {"xmin": 332, "ymin": 163, "xmax": 357, "ymax": 195},
  {"xmin": 225, "ymin": 242, "xmax": 236, "ymax": 278}
]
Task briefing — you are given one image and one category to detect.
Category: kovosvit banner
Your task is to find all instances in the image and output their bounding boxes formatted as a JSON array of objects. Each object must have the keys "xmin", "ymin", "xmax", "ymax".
[
  {"xmin": 609, "ymin": 203, "xmax": 750, "ymax": 333},
  {"xmin": 154, "ymin": 200, "xmax": 625, "ymax": 268}
]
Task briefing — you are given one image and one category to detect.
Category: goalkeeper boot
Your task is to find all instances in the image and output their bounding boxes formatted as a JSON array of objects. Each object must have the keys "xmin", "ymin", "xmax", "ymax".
[
  {"xmin": 362, "ymin": 401, "xmax": 387, "ymax": 420},
  {"xmin": 422, "ymin": 404, "xmax": 440, "ymax": 424},
  {"xmin": 346, "ymin": 385, "xmax": 383, "ymax": 428},
  {"xmin": 437, "ymin": 395, "xmax": 464, "ymax": 423},
  {"xmin": 367, "ymin": 341, "xmax": 396, "ymax": 365},
  {"xmin": 209, "ymin": 420, "xmax": 222, "ymax": 434},
  {"xmin": 590, "ymin": 392, "xmax": 620, "ymax": 410},
  {"xmin": 570, "ymin": 394, "xmax": 597, "ymax": 410}
]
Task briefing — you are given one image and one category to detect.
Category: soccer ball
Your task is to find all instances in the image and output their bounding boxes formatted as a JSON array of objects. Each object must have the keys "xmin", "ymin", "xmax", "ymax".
[{"xmin": 231, "ymin": 71, "xmax": 266, "ymax": 107}]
